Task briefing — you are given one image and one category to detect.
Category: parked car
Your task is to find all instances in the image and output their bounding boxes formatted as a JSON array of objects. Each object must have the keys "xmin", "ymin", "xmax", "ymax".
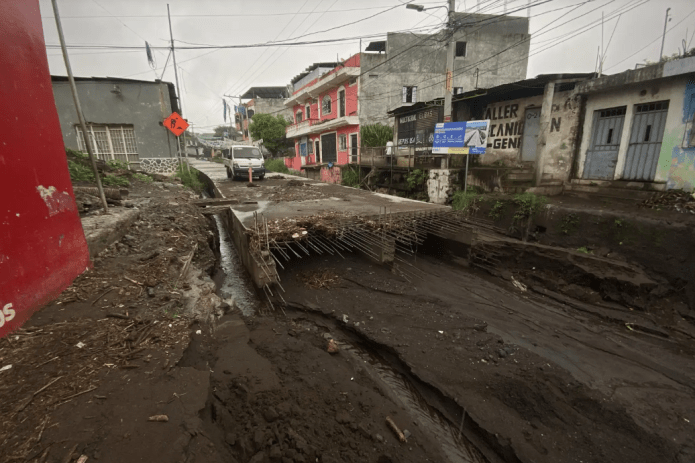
[{"xmin": 223, "ymin": 146, "xmax": 265, "ymax": 180}]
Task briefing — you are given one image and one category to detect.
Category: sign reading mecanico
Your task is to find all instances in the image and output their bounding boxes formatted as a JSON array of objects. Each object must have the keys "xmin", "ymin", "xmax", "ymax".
[{"xmin": 483, "ymin": 103, "xmax": 524, "ymax": 149}]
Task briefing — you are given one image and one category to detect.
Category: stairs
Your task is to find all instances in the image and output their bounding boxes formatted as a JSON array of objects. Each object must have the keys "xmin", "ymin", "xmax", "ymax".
[{"xmin": 503, "ymin": 165, "xmax": 535, "ymax": 194}]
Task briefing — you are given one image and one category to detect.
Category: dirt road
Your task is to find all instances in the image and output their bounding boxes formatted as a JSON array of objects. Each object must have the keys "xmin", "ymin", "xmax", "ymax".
[{"xmin": 3, "ymin": 175, "xmax": 694, "ymax": 463}]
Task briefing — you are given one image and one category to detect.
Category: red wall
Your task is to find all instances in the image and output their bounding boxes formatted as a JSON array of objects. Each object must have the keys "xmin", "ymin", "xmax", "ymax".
[{"xmin": 0, "ymin": 1, "xmax": 91, "ymax": 337}]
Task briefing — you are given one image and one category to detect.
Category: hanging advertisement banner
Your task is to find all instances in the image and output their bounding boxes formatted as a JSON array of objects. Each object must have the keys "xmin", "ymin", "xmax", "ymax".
[{"xmin": 432, "ymin": 120, "xmax": 491, "ymax": 155}]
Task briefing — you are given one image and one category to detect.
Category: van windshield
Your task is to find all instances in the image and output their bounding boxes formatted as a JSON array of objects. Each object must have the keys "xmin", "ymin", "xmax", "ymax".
[{"xmin": 234, "ymin": 147, "xmax": 262, "ymax": 159}]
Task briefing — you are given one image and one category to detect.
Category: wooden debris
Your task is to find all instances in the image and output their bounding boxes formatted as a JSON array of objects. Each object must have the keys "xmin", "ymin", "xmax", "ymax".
[
  {"xmin": 76, "ymin": 455, "xmax": 89, "ymax": 463},
  {"xmin": 148, "ymin": 414, "xmax": 169, "ymax": 422},
  {"xmin": 385, "ymin": 416, "xmax": 407, "ymax": 442}
]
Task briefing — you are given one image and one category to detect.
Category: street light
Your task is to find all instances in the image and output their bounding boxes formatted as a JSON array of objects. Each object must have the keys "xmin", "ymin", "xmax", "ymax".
[{"xmin": 405, "ymin": 4, "xmax": 425, "ymax": 12}]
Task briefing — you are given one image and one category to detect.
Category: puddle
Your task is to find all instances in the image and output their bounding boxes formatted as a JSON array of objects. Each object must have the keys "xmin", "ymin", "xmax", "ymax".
[
  {"xmin": 212, "ymin": 214, "xmax": 261, "ymax": 316},
  {"xmin": 340, "ymin": 341, "xmax": 487, "ymax": 463}
]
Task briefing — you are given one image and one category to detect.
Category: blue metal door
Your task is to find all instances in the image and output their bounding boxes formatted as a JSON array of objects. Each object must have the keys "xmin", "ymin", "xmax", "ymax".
[
  {"xmin": 583, "ymin": 106, "xmax": 626, "ymax": 180},
  {"xmin": 622, "ymin": 101, "xmax": 669, "ymax": 181}
]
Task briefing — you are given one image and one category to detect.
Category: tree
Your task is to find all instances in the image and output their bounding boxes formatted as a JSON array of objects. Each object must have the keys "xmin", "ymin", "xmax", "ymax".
[
  {"xmin": 360, "ymin": 123, "xmax": 393, "ymax": 147},
  {"xmin": 212, "ymin": 125, "xmax": 241, "ymax": 138},
  {"xmin": 248, "ymin": 114, "xmax": 290, "ymax": 156}
]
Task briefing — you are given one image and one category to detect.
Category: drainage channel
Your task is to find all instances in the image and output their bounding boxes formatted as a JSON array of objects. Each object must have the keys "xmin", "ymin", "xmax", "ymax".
[{"xmin": 211, "ymin": 213, "xmax": 260, "ymax": 316}]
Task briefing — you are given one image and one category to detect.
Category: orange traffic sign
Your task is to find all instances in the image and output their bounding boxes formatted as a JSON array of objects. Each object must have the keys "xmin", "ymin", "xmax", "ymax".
[{"xmin": 163, "ymin": 112, "xmax": 188, "ymax": 137}]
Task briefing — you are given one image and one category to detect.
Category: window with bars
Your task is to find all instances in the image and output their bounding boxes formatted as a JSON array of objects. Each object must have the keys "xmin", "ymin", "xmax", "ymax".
[
  {"xmin": 76, "ymin": 125, "xmax": 138, "ymax": 163},
  {"xmin": 322, "ymin": 95, "xmax": 332, "ymax": 115},
  {"xmin": 339, "ymin": 134, "xmax": 347, "ymax": 151},
  {"xmin": 402, "ymin": 86, "xmax": 417, "ymax": 103}
]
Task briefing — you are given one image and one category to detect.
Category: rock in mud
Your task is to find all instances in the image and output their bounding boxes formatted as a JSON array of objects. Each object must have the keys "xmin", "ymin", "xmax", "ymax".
[
  {"xmin": 335, "ymin": 409, "xmax": 353, "ymax": 425},
  {"xmin": 327, "ymin": 339, "xmax": 339, "ymax": 354},
  {"xmin": 263, "ymin": 407, "xmax": 279, "ymax": 423}
]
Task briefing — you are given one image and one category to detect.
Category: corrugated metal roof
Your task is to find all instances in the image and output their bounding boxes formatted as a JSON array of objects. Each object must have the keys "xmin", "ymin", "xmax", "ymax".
[{"xmin": 452, "ymin": 73, "xmax": 596, "ymax": 101}]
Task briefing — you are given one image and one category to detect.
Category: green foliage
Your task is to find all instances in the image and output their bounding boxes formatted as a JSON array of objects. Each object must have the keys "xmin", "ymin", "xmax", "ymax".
[
  {"xmin": 210, "ymin": 157, "xmax": 225, "ymax": 164},
  {"xmin": 288, "ymin": 169, "xmax": 304, "ymax": 177},
  {"xmin": 264, "ymin": 158, "xmax": 290, "ymax": 174},
  {"xmin": 132, "ymin": 173, "xmax": 153, "ymax": 183},
  {"xmin": 107, "ymin": 159, "xmax": 129, "ymax": 170},
  {"xmin": 174, "ymin": 164, "xmax": 205, "ymax": 193},
  {"xmin": 576, "ymin": 246, "xmax": 593, "ymax": 254},
  {"xmin": 405, "ymin": 169, "xmax": 427, "ymax": 191},
  {"xmin": 341, "ymin": 167, "xmax": 360, "ymax": 188},
  {"xmin": 67, "ymin": 160, "xmax": 95, "ymax": 183},
  {"xmin": 451, "ymin": 191, "xmax": 479, "ymax": 213},
  {"xmin": 66, "ymin": 148, "xmax": 88, "ymax": 160},
  {"xmin": 489, "ymin": 201, "xmax": 506, "ymax": 221},
  {"xmin": 559, "ymin": 213, "xmax": 580, "ymax": 235},
  {"xmin": 102, "ymin": 175, "xmax": 130, "ymax": 187},
  {"xmin": 360, "ymin": 123, "xmax": 393, "ymax": 147},
  {"xmin": 248, "ymin": 114, "xmax": 289, "ymax": 155},
  {"xmin": 512, "ymin": 192, "xmax": 548, "ymax": 222}
]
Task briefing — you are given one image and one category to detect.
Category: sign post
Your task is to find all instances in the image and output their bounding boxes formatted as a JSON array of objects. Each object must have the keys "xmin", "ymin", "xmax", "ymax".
[
  {"xmin": 163, "ymin": 111, "xmax": 189, "ymax": 172},
  {"xmin": 433, "ymin": 120, "xmax": 490, "ymax": 192}
]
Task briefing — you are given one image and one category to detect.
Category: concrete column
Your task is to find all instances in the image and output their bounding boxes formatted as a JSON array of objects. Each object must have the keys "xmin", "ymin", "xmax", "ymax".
[{"xmin": 535, "ymin": 82, "xmax": 555, "ymax": 186}]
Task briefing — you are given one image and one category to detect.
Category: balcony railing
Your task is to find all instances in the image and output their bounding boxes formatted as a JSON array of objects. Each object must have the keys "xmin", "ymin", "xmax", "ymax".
[{"xmin": 285, "ymin": 117, "xmax": 318, "ymax": 135}]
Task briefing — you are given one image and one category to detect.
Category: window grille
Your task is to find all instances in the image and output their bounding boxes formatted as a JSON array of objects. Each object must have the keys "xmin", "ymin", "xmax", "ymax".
[
  {"xmin": 402, "ymin": 86, "xmax": 417, "ymax": 103},
  {"xmin": 296, "ymin": 111, "xmax": 303, "ymax": 123},
  {"xmin": 339, "ymin": 134, "xmax": 347, "ymax": 151},
  {"xmin": 306, "ymin": 106, "xmax": 311, "ymax": 119},
  {"xmin": 322, "ymin": 95, "xmax": 332, "ymax": 115},
  {"xmin": 76, "ymin": 124, "xmax": 138, "ymax": 164},
  {"xmin": 598, "ymin": 107, "xmax": 626, "ymax": 118}
]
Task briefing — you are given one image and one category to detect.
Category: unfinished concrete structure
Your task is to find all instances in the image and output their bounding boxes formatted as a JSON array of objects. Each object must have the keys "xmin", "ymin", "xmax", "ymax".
[
  {"xmin": 235, "ymin": 86, "xmax": 292, "ymax": 142},
  {"xmin": 188, "ymin": 159, "xmax": 481, "ymax": 296},
  {"xmin": 51, "ymin": 76, "xmax": 180, "ymax": 173},
  {"xmin": 360, "ymin": 12, "xmax": 530, "ymax": 126}
]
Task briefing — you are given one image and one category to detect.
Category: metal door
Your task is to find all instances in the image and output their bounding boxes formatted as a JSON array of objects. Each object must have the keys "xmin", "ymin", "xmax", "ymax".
[
  {"xmin": 321, "ymin": 133, "xmax": 337, "ymax": 163},
  {"xmin": 622, "ymin": 101, "xmax": 669, "ymax": 181},
  {"xmin": 520, "ymin": 107, "xmax": 541, "ymax": 161},
  {"xmin": 582, "ymin": 106, "xmax": 626, "ymax": 179},
  {"xmin": 350, "ymin": 133, "xmax": 358, "ymax": 163}
]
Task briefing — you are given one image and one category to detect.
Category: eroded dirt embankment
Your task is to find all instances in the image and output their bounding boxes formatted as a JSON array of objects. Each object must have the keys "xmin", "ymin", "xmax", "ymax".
[{"xmin": 273, "ymin": 248, "xmax": 695, "ymax": 463}]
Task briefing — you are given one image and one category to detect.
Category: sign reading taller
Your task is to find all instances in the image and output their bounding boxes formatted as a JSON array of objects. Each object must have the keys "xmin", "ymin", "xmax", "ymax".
[{"xmin": 164, "ymin": 112, "xmax": 188, "ymax": 137}]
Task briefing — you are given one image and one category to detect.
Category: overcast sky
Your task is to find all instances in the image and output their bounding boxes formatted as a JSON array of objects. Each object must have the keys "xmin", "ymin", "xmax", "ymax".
[{"xmin": 40, "ymin": 0, "xmax": 695, "ymax": 132}]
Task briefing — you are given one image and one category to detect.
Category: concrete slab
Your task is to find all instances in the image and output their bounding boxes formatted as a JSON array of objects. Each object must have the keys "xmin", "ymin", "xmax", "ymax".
[
  {"xmin": 81, "ymin": 207, "xmax": 140, "ymax": 258},
  {"xmin": 186, "ymin": 158, "xmax": 228, "ymax": 183}
]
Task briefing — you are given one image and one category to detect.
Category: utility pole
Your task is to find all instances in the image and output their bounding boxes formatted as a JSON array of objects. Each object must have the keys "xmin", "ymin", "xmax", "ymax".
[
  {"xmin": 51, "ymin": 0, "xmax": 108, "ymax": 213},
  {"xmin": 167, "ymin": 4, "xmax": 189, "ymax": 172},
  {"xmin": 659, "ymin": 8, "xmax": 671, "ymax": 62},
  {"xmin": 443, "ymin": 0, "xmax": 456, "ymax": 124},
  {"xmin": 443, "ymin": 0, "xmax": 456, "ymax": 169}
]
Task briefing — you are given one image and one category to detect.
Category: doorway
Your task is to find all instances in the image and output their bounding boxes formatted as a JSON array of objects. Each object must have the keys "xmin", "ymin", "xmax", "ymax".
[
  {"xmin": 520, "ymin": 107, "xmax": 541, "ymax": 162},
  {"xmin": 321, "ymin": 133, "xmax": 337, "ymax": 163}
]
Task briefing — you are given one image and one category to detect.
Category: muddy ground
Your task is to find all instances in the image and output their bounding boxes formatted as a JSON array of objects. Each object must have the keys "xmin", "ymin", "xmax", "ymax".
[{"xmin": 2, "ymin": 176, "xmax": 695, "ymax": 463}]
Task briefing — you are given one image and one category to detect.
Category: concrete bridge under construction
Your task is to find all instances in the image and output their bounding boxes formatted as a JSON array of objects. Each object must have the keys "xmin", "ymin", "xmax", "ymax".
[{"xmin": 188, "ymin": 159, "xmax": 480, "ymax": 303}]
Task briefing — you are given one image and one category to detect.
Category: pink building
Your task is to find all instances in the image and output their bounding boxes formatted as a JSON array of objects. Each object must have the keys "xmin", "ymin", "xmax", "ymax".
[{"xmin": 284, "ymin": 55, "xmax": 361, "ymax": 172}]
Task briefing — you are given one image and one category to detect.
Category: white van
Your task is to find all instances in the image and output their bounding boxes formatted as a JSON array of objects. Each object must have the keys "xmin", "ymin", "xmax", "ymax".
[{"xmin": 223, "ymin": 146, "xmax": 265, "ymax": 180}]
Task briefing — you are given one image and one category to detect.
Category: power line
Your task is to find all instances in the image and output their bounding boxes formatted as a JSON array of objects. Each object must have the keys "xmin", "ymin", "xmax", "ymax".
[{"xmin": 40, "ymin": 2, "xmax": 445, "ymax": 19}]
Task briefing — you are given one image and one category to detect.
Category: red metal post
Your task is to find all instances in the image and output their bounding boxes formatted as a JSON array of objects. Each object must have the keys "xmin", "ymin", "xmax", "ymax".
[{"xmin": 0, "ymin": 0, "xmax": 91, "ymax": 337}]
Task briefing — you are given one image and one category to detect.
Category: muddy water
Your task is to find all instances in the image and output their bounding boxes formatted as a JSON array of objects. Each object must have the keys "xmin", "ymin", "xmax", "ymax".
[
  {"xmin": 212, "ymin": 214, "xmax": 261, "ymax": 316},
  {"xmin": 339, "ymin": 341, "xmax": 487, "ymax": 463}
]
